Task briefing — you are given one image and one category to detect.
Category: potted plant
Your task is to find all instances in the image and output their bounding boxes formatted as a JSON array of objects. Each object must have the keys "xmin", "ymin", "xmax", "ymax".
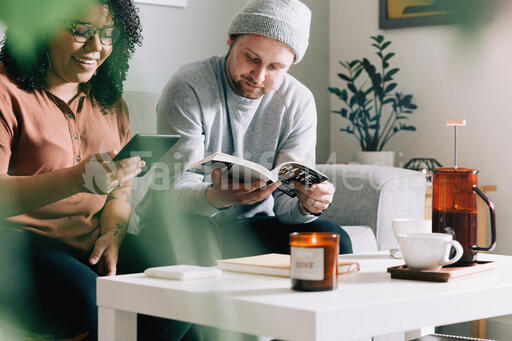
[{"xmin": 328, "ymin": 35, "xmax": 418, "ymax": 166}]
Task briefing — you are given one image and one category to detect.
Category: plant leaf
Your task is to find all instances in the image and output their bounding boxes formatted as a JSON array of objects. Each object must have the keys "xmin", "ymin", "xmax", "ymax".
[
  {"xmin": 340, "ymin": 127, "xmax": 355, "ymax": 134},
  {"xmin": 362, "ymin": 59, "xmax": 378, "ymax": 88},
  {"xmin": 385, "ymin": 83, "xmax": 397, "ymax": 93},
  {"xmin": 353, "ymin": 68, "xmax": 363, "ymax": 80},
  {"xmin": 349, "ymin": 95, "xmax": 357, "ymax": 107},
  {"xmin": 348, "ymin": 60, "xmax": 360, "ymax": 68},
  {"xmin": 348, "ymin": 83, "xmax": 358, "ymax": 94},
  {"xmin": 384, "ymin": 68, "xmax": 400, "ymax": 81},
  {"xmin": 384, "ymin": 53, "xmax": 395, "ymax": 62},
  {"xmin": 356, "ymin": 91, "xmax": 367, "ymax": 105},
  {"xmin": 375, "ymin": 73, "xmax": 382, "ymax": 85},
  {"xmin": 337, "ymin": 73, "xmax": 352, "ymax": 82},
  {"xmin": 339, "ymin": 89, "xmax": 348, "ymax": 101},
  {"xmin": 0, "ymin": 0, "xmax": 96, "ymax": 64},
  {"xmin": 381, "ymin": 41, "xmax": 392, "ymax": 50},
  {"xmin": 327, "ymin": 86, "xmax": 339, "ymax": 96},
  {"xmin": 372, "ymin": 43, "xmax": 381, "ymax": 50},
  {"xmin": 328, "ymin": 87, "xmax": 348, "ymax": 102}
]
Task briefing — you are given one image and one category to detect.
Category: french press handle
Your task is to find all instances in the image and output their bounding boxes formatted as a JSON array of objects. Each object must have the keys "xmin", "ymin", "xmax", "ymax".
[{"xmin": 472, "ymin": 186, "xmax": 496, "ymax": 252}]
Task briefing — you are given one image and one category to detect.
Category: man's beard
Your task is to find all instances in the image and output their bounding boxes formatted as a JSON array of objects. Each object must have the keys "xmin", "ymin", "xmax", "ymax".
[{"xmin": 231, "ymin": 77, "xmax": 265, "ymax": 99}]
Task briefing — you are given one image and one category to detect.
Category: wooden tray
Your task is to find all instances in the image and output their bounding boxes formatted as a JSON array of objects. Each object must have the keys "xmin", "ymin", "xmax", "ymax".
[{"xmin": 387, "ymin": 261, "xmax": 496, "ymax": 282}]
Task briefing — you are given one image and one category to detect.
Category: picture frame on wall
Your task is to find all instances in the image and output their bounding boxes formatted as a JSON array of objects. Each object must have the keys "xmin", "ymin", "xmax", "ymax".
[
  {"xmin": 134, "ymin": 0, "xmax": 187, "ymax": 7},
  {"xmin": 379, "ymin": 0, "xmax": 458, "ymax": 29}
]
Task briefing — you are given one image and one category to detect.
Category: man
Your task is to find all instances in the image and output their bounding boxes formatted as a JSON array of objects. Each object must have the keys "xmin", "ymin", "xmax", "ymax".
[{"xmin": 152, "ymin": 0, "xmax": 352, "ymax": 264}]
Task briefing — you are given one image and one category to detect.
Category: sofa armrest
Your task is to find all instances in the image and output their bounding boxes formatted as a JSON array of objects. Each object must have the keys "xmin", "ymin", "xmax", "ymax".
[{"xmin": 316, "ymin": 164, "xmax": 427, "ymax": 251}]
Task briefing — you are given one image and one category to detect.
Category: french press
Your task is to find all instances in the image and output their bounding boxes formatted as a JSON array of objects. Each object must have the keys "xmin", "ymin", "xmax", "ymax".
[{"xmin": 431, "ymin": 121, "xmax": 496, "ymax": 265}]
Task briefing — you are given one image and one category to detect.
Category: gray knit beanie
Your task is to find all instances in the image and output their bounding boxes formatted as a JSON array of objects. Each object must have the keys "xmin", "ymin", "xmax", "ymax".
[{"xmin": 228, "ymin": 0, "xmax": 311, "ymax": 63}]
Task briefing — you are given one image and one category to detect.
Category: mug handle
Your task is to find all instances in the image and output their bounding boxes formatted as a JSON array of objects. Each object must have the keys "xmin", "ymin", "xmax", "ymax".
[
  {"xmin": 441, "ymin": 240, "xmax": 464, "ymax": 266},
  {"xmin": 473, "ymin": 186, "xmax": 497, "ymax": 252}
]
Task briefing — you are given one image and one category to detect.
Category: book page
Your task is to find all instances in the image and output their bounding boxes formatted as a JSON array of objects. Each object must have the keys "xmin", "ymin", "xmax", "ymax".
[
  {"xmin": 189, "ymin": 160, "xmax": 232, "ymax": 176},
  {"xmin": 227, "ymin": 163, "xmax": 275, "ymax": 183},
  {"xmin": 188, "ymin": 152, "xmax": 276, "ymax": 183}
]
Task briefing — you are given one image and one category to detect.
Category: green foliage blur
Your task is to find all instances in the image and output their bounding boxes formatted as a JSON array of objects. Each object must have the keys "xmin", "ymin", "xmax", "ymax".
[{"xmin": 0, "ymin": 0, "xmax": 96, "ymax": 64}]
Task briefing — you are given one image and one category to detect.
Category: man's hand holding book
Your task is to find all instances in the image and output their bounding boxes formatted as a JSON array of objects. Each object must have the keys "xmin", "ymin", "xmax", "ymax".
[
  {"xmin": 293, "ymin": 181, "xmax": 335, "ymax": 216},
  {"xmin": 206, "ymin": 168, "xmax": 282, "ymax": 209}
]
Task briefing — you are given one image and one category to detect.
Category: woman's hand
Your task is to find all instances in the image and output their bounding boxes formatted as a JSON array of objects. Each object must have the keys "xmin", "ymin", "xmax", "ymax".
[
  {"xmin": 89, "ymin": 227, "xmax": 124, "ymax": 276},
  {"xmin": 77, "ymin": 151, "xmax": 145, "ymax": 195},
  {"xmin": 92, "ymin": 182, "xmax": 133, "ymax": 276}
]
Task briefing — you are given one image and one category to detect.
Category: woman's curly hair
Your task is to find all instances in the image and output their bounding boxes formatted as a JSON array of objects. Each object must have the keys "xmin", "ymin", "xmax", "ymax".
[{"xmin": 0, "ymin": 0, "xmax": 142, "ymax": 109}]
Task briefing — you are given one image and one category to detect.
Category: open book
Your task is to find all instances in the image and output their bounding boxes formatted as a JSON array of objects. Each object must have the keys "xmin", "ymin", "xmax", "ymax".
[
  {"xmin": 187, "ymin": 152, "xmax": 328, "ymax": 197},
  {"xmin": 216, "ymin": 253, "xmax": 360, "ymax": 278}
]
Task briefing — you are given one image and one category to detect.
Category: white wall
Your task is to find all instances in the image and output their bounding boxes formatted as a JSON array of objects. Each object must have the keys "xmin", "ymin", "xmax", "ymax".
[
  {"xmin": 125, "ymin": 0, "xmax": 245, "ymax": 94},
  {"xmin": 330, "ymin": 0, "xmax": 512, "ymax": 255},
  {"xmin": 126, "ymin": 0, "xmax": 332, "ymax": 161}
]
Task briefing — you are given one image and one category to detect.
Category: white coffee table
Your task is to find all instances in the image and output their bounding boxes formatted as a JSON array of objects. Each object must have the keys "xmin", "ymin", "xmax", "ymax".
[{"xmin": 97, "ymin": 253, "xmax": 512, "ymax": 341}]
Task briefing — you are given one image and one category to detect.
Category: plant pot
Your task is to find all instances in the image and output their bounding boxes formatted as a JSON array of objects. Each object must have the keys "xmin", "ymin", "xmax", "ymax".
[{"xmin": 353, "ymin": 151, "xmax": 396, "ymax": 167}]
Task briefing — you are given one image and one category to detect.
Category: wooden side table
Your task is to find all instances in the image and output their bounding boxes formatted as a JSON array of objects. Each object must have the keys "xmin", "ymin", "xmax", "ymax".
[{"xmin": 424, "ymin": 184, "xmax": 497, "ymax": 339}]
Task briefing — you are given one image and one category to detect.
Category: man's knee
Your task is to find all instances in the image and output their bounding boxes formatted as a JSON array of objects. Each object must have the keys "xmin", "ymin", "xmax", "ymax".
[{"xmin": 305, "ymin": 219, "xmax": 353, "ymax": 254}]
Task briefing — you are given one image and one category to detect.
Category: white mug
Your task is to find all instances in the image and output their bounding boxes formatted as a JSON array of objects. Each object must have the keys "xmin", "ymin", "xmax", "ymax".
[
  {"xmin": 392, "ymin": 219, "xmax": 432, "ymax": 240},
  {"xmin": 390, "ymin": 219, "xmax": 432, "ymax": 258},
  {"xmin": 398, "ymin": 233, "xmax": 463, "ymax": 271}
]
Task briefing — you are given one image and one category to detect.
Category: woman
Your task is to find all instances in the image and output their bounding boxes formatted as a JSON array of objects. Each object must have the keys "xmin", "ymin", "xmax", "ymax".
[{"xmin": 0, "ymin": 1, "xmax": 179, "ymax": 339}]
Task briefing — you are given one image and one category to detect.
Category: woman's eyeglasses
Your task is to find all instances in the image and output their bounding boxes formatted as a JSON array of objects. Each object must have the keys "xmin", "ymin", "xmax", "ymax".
[{"xmin": 65, "ymin": 22, "xmax": 120, "ymax": 46}]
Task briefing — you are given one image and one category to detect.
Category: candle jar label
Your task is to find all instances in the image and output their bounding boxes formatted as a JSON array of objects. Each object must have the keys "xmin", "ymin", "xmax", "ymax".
[{"xmin": 290, "ymin": 247, "xmax": 324, "ymax": 280}]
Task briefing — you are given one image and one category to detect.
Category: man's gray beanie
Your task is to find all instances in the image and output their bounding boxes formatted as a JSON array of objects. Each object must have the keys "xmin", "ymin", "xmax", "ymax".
[{"xmin": 228, "ymin": 0, "xmax": 311, "ymax": 63}]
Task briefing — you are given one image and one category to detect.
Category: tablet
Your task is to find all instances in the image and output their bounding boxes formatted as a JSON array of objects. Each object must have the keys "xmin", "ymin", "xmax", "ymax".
[{"xmin": 113, "ymin": 134, "xmax": 180, "ymax": 176}]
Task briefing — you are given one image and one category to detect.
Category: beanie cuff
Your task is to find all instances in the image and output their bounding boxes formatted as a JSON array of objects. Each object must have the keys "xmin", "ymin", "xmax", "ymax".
[{"xmin": 228, "ymin": 13, "xmax": 309, "ymax": 63}]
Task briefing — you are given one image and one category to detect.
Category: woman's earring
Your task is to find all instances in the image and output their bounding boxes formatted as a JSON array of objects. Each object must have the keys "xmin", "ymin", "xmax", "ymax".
[{"xmin": 45, "ymin": 52, "xmax": 52, "ymax": 70}]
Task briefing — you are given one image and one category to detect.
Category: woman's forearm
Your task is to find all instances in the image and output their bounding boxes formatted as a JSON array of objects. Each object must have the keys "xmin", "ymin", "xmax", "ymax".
[
  {"xmin": 99, "ymin": 188, "xmax": 132, "ymax": 238},
  {"xmin": 0, "ymin": 166, "xmax": 83, "ymax": 218}
]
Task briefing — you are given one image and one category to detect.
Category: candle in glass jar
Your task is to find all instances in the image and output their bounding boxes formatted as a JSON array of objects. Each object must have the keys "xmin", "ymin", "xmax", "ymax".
[{"xmin": 289, "ymin": 232, "xmax": 339, "ymax": 291}]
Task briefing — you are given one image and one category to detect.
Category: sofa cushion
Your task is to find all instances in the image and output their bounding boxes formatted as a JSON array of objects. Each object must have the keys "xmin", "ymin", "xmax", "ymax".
[{"xmin": 341, "ymin": 225, "xmax": 378, "ymax": 254}]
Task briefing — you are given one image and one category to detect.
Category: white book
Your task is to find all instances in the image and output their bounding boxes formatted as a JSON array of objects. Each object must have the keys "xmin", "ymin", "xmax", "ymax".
[
  {"xmin": 216, "ymin": 253, "xmax": 360, "ymax": 278},
  {"xmin": 187, "ymin": 152, "xmax": 328, "ymax": 197},
  {"xmin": 144, "ymin": 265, "xmax": 222, "ymax": 280}
]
